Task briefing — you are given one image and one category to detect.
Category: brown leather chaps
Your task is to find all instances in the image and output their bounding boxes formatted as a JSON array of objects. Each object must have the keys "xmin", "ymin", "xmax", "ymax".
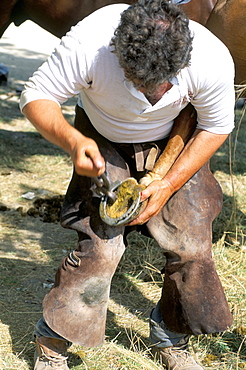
[{"xmin": 42, "ymin": 106, "xmax": 232, "ymax": 346}]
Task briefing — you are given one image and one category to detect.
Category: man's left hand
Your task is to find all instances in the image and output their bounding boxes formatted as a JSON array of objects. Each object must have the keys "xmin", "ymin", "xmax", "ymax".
[{"xmin": 127, "ymin": 178, "xmax": 174, "ymax": 226}]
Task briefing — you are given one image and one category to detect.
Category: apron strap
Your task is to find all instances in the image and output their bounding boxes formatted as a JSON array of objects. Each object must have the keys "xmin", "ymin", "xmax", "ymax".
[{"xmin": 133, "ymin": 143, "xmax": 161, "ymax": 171}]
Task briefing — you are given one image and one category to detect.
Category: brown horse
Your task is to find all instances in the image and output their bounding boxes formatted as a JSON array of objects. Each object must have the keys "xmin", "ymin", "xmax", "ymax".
[
  {"xmin": 206, "ymin": 0, "xmax": 246, "ymax": 85},
  {"xmin": 0, "ymin": 0, "xmax": 245, "ymax": 86},
  {"xmin": 0, "ymin": 0, "xmax": 216, "ymax": 38},
  {"xmin": 0, "ymin": 0, "xmax": 135, "ymax": 38},
  {"xmin": 180, "ymin": 0, "xmax": 217, "ymax": 25}
]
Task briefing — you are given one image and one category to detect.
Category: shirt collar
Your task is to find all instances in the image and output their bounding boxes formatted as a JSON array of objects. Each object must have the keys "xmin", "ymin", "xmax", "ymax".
[{"xmin": 169, "ymin": 76, "xmax": 179, "ymax": 85}]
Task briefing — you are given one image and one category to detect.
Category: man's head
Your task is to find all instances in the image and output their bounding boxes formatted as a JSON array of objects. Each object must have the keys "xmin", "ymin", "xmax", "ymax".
[{"xmin": 111, "ymin": 0, "xmax": 193, "ymax": 93}]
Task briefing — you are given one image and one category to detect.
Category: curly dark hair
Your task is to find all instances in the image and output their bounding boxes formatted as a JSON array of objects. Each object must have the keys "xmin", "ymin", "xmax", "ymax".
[{"xmin": 111, "ymin": 0, "xmax": 193, "ymax": 92}]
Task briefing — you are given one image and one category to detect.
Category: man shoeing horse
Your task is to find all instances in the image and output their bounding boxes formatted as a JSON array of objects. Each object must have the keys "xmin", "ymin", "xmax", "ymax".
[{"xmin": 20, "ymin": 1, "xmax": 235, "ymax": 369}]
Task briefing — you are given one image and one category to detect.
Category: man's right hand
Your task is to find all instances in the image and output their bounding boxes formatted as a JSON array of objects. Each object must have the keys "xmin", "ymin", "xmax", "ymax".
[
  {"xmin": 22, "ymin": 100, "xmax": 105, "ymax": 178},
  {"xmin": 70, "ymin": 136, "xmax": 105, "ymax": 177}
]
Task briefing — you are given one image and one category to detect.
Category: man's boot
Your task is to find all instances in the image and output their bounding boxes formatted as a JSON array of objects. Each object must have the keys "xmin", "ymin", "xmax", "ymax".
[
  {"xmin": 153, "ymin": 340, "xmax": 204, "ymax": 370},
  {"xmin": 34, "ymin": 336, "xmax": 70, "ymax": 370}
]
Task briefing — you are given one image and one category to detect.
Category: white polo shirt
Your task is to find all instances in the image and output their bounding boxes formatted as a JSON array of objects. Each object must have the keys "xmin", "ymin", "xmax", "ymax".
[{"xmin": 20, "ymin": 4, "xmax": 235, "ymax": 143}]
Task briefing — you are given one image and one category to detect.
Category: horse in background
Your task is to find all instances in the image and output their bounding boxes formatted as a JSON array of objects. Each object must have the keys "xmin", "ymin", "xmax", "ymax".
[{"xmin": 0, "ymin": 0, "xmax": 245, "ymax": 86}]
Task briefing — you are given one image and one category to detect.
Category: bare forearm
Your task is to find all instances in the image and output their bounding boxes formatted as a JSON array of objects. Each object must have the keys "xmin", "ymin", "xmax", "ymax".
[
  {"xmin": 23, "ymin": 100, "xmax": 82, "ymax": 155},
  {"xmin": 22, "ymin": 100, "xmax": 105, "ymax": 176},
  {"xmin": 130, "ymin": 128, "xmax": 228, "ymax": 226},
  {"xmin": 163, "ymin": 128, "xmax": 229, "ymax": 193}
]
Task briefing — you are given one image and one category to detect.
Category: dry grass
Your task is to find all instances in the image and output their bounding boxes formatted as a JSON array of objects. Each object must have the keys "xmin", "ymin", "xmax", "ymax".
[{"xmin": 0, "ymin": 82, "xmax": 245, "ymax": 369}]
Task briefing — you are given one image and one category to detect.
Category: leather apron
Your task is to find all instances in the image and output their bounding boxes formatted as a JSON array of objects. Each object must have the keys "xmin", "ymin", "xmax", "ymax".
[{"xmin": 42, "ymin": 106, "xmax": 232, "ymax": 345}]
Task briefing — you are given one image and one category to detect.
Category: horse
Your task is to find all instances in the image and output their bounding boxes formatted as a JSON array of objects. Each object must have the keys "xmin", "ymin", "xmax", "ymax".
[
  {"xmin": 0, "ymin": 0, "xmax": 217, "ymax": 38},
  {"xmin": 0, "ymin": 0, "xmax": 245, "ymax": 86},
  {"xmin": 179, "ymin": 0, "xmax": 217, "ymax": 25},
  {"xmin": 206, "ymin": 0, "xmax": 246, "ymax": 85},
  {"xmin": 0, "ymin": 0, "xmax": 134, "ymax": 38}
]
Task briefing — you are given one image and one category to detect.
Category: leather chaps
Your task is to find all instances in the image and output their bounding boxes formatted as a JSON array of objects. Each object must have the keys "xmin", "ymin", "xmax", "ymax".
[{"xmin": 42, "ymin": 106, "xmax": 232, "ymax": 346}]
